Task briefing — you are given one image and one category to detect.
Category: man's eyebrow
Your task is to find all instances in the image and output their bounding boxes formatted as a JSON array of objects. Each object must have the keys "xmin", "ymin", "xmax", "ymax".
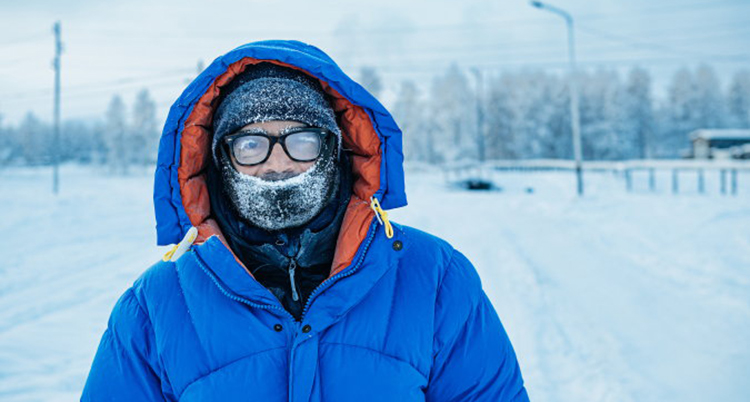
[
  {"xmin": 278, "ymin": 124, "xmax": 308, "ymax": 135},
  {"xmin": 234, "ymin": 124, "xmax": 308, "ymax": 136},
  {"xmin": 236, "ymin": 127, "xmax": 267, "ymax": 135}
]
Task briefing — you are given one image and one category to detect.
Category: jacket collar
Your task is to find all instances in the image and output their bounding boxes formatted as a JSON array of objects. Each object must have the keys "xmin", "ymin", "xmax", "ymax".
[{"xmin": 187, "ymin": 219, "xmax": 406, "ymax": 334}]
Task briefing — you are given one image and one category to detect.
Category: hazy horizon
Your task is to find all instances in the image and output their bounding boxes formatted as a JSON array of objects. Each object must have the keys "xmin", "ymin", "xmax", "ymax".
[{"xmin": 1, "ymin": 0, "xmax": 749, "ymax": 126}]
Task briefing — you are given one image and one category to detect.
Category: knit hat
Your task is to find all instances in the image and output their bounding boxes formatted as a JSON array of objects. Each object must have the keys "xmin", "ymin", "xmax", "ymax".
[{"xmin": 211, "ymin": 63, "xmax": 341, "ymax": 166}]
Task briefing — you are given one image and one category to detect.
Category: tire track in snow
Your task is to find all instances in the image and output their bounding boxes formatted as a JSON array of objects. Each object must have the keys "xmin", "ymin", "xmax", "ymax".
[{"xmin": 495, "ymin": 226, "xmax": 636, "ymax": 402}]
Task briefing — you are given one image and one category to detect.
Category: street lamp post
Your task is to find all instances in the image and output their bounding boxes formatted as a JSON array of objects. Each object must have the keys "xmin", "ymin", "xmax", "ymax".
[{"xmin": 530, "ymin": 1, "xmax": 583, "ymax": 196}]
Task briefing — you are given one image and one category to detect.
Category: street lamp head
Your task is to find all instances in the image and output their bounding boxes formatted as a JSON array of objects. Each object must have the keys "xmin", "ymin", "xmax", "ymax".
[{"xmin": 529, "ymin": 1, "xmax": 573, "ymax": 23}]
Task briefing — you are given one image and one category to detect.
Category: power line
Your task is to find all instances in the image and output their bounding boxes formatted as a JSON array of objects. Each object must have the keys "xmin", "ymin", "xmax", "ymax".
[
  {"xmin": 575, "ymin": 22, "xmax": 750, "ymax": 62},
  {"xmin": 9, "ymin": 77, "xmax": 190, "ymax": 105},
  {"xmin": 576, "ymin": 24, "xmax": 717, "ymax": 60},
  {"xmin": 579, "ymin": 0, "xmax": 750, "ymax": 21},
  {"xmin": 4, "ymin": 15, "xmax": 749, "ymax": 116},
  {"xmin": 589, "ymin": 20, "xmax": 750, "ymax": 43},
  {"xmin": 2, "ymin": 68, "xmax": 194, "ymax": 100},
  {"xmin": 78, "ymin": 16, "xmax": 551, "ymax": 40},
  {"xmin": 71, "ymin": 1, "xmax": 750, "ymax": 42},
  {"xmin": 58, "ymin": 68, "xmax": 194, "ymax": 93},
  {"xmin": 22, "ymin": 23, "xmax": 743, "ymax": 75},
  {"xmin": 4, "ymin": 51, "xmax": 749, "ymax": 105},
  {"xmin": 0, "ymin": 32, "xmax": 48, "ymax": 48},
  {"xmin": 51, "ymin": 20, "xmax": 750, "ymax": 68}
]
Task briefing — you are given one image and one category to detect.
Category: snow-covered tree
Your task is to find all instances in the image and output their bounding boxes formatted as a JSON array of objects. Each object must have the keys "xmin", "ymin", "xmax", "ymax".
[
  {"xmin": 578, "ymin": 68, "xmax": 635, "ymax": 160},
  {"xmin": 19, "ymin": 112, "xmax": 51, "ymax": 166},
  {"xmin": 727, "ymin": 69, "xmax": 750, "ymax": 128},
  {"xmin": 131, "ymin": 89, "xmax": 159, "ymax": 165},
  {"xmin": 0, "ymin": 113, "xmax": 15, "ymax": 165},
  {"xmin": 90, "ymin": 120, "xmax": 109, "ymax": 166},
  {"xmin": 623, "ymin": 67, "xmax": 654, "ymax": 159},
  {"xmin": 693, "ymin": 64, "xmax": 726, "ymax": 129},
  {"xmin": 657, "ymin": 67, "xmax": 697, "ymax": 157},
  {"xmin": 485, "ymin": 70, "xmax": 568, "ymax": 159},
  {"xmin": 61, "ymin": 119, "xmax": 95, "ymax": 164},
  {"xmin": 392, "ymin": 80, "xmax": 427, "ymax": 162},
  {"xmin": 655, "ymin": 65, "xmax": 728, "ymax": 157},
  {"xmin": 429, "ymin": 63, "xmax": 475, "ymax": 162},
  {"xmin": 105, "ymin": 95, "xmax": 129, "ymax": 174},
  {"xmin": 484, "ymin": 73, "xmax": 516, "ymax": 159}
]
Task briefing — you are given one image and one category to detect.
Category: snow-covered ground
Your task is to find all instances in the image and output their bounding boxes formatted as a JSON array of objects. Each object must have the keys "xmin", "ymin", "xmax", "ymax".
[{"xmin": 1, "ymin": 164, "xmax": 748, "ymax": 401}]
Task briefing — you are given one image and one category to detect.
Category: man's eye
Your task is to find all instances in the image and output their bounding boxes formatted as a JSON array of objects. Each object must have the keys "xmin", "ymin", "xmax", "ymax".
[{"xmin": 240, "ymin": 138, "xmax": 263, "ymax": 149}]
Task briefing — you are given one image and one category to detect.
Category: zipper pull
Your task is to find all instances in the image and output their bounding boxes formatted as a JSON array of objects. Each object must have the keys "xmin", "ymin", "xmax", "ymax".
[{"xmin": 288, "ymin": 259, "xmax": 300, "ymax": 302}]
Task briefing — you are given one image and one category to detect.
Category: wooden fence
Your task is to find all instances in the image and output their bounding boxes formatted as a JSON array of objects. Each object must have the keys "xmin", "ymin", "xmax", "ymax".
[{"xmin": 441, "ymin": 159, "xmax": 750, "ymax": 195}]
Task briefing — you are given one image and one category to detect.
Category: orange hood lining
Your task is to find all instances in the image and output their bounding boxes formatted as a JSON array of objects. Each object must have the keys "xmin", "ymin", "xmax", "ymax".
[{"xmin": 177, "ymin": 58, "xmax": 381, "ymax": 279}]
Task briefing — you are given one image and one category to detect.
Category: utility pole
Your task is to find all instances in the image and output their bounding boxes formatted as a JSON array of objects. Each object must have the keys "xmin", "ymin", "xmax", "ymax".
[
  {"xmin": 52, "ymin": 21, "xmax": 62, "ymax": 194},
  {"xmin": 530, "ymin": 1, "xmax": 584, "ymax": 196}
]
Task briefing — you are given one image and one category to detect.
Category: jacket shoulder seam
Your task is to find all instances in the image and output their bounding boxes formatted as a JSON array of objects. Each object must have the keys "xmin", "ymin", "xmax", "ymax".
[{"xmin": 434, "ymin": 247, "xmax": 458, "ymax": 305}]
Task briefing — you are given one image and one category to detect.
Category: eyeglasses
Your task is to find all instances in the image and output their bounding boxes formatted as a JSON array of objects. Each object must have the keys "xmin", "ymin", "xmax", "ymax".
[{"xmin": 223, "ymin": 127, "xmax": 333, "ymax": 166}]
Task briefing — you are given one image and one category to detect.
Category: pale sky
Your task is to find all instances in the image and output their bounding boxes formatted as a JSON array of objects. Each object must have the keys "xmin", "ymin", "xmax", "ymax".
[{"xmin": 1, "ymin": 0, "xmax": 749, "ymax": 126}]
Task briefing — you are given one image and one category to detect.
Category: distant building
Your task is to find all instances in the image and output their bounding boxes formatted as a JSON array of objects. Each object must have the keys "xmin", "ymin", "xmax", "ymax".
[{"xmin": 690, "ymin": 129, "xmax": 750, "ymax": 159}]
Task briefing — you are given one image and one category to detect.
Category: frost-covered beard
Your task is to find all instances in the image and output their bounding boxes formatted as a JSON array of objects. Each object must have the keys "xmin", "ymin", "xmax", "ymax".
[{"xmin": 221, "ymin": 157, "xmax": 339, "ymax": 232}]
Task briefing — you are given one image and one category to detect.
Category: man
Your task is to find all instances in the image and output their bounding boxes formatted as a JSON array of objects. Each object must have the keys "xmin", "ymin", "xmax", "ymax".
[{"xmin": 82, "ymin": 40, "xmax": 529, "ymax": 401}]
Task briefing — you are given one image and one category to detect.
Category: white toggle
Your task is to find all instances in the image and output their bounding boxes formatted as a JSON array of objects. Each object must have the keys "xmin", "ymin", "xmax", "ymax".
[{"xmin": 170, "ymin": 226, "xmax": 198, "ymax": 262}]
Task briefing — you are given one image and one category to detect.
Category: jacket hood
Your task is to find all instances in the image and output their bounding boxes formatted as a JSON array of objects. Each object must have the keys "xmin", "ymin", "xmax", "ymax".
[{"xmin": 153, "ymin": 39, "xmax": 407, "ymax": 277}]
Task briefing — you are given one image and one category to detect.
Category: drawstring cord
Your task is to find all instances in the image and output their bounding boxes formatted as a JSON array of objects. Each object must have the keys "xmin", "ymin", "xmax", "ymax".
[
  {"xmin": 162, "ymin": 226, "xmax": 198, "ymax": 262},
  {"xmin": 369, "ymin": 196, "xmax": 394, "ymax": 239}
]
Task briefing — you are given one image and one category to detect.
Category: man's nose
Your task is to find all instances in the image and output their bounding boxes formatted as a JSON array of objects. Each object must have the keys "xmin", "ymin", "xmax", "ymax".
[{"xmin": 262, "ymin": 143, "xmax": 293, "ymax": 172}]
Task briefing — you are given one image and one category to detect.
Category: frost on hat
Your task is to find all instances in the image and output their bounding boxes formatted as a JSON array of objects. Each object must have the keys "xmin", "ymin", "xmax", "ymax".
[{"xmin": 211, "ymin": 63, "xmax": 341, "ymax": 165}]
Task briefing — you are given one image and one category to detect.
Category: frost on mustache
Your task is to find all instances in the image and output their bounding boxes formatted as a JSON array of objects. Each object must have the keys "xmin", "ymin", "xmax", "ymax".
[{"xmin": 221, "ymin": 157, "xmax": 338, "ymax": 232}]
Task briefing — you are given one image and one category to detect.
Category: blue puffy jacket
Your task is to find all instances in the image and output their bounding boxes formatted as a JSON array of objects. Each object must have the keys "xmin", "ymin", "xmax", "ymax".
[{"xmin": 82, "ymin": 40, "xmax": 529, "ymax": 402}]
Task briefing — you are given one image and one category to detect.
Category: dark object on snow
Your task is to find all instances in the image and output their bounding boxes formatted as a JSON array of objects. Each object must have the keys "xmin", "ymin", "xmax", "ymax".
[{"xmin": 463, "ymin": 178, "xmax": 494, "ymax": 191}]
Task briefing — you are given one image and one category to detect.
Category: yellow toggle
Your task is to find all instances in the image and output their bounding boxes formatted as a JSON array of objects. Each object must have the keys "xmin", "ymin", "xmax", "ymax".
[
  {"xmin": 162, "ymin": 244, "xmax": 179, "ymax": 262},
  {"xmin": 370, "ymin": 196, "xmax": 394, "ymax": 239},
  {"xmin": 162, "ymin": 226, "xmax": 199, "ymax": 262}
]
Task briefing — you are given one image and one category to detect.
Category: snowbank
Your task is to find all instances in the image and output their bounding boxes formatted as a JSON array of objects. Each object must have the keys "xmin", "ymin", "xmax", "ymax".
[{"xmin": 0, "ymin": 164, "xmax": 748, "ymax": 401}]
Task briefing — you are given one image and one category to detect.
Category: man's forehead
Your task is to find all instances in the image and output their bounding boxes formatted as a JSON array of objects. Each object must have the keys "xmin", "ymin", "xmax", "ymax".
[{"xmin": 239, "ymin": 120, "xmax": 306, "ymax": 135}]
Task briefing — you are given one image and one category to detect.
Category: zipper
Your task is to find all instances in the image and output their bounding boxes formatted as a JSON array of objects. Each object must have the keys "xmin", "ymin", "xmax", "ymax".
[
  {"xmin": 194, "ymin": 218, "xmax": 379, "ymax": 402},
  {"xmin": 194, "ymin": 216, "xmax": 379, "ymax": 326},
  {"xmin": 288, "ymin": 219, "xmax": 377, "ymax": 399},
  {"xmin": 193, "ymin": 250, "xmax": 299, "ymax": 324},
  {"xmin": 298, "ymin": 218, "xmax": 379, "ymax": 322},
  {"xmin": 288, "ymin": 258, "xmax": 299, "ymax": 302}
]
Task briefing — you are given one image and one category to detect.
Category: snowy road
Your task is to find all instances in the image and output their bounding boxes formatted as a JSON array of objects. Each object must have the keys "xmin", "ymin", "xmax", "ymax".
[
  {"xmin": 393, "ymin": 171, "xmax": 750, "ymax": 401},
  {"xmin": 1, "ymin": 165, "xmax": 748, "ymax": 401}
]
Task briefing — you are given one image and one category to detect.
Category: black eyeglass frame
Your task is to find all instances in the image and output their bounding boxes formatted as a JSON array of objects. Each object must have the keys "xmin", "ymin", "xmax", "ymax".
[{"xmin": 222, "ymin": 126, "xmax": 334, "ymax": 166}]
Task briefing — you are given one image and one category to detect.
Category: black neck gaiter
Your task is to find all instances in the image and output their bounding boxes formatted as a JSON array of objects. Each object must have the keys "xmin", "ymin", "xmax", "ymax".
[{"xmin": 206, "ymin": 153, "xmax": 353, "ymax": 320}]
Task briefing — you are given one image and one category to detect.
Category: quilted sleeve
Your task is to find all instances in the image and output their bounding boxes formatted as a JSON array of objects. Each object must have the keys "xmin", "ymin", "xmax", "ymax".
[
  {"xmin": 425, "ymin": 249, "xmax": 529, "ymax": 402},
  {"xmin": 81, "ymin": 288, "xmax": 175, "ymax": 401}
]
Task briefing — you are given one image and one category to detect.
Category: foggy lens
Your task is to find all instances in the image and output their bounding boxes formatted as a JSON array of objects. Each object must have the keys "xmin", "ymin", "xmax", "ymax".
[
  {"xmin": 286, "ymin": 131, "xmax": 322, "ymax": 161},
  {"xmin": 233, "ymin": 135, "xmax": 269, "ymax": 164}
]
